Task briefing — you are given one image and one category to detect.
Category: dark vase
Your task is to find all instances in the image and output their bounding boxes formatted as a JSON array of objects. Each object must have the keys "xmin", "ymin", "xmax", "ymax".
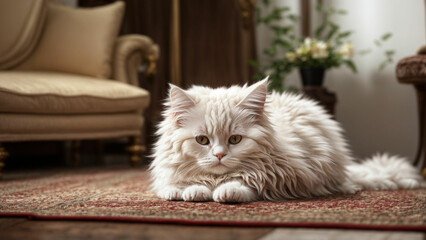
[{"xmin": 299, "ymin": 67, "xmax": 326, "ymax": 86}]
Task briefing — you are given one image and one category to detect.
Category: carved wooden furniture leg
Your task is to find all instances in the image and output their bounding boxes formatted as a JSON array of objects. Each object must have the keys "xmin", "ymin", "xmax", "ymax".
[
  {"xmin": 413, "ymin": 85, "xmax": 426, "ymax": 178},
  {"xmin": 412, "ymin": 85, "xmax": 426, "ymax": 178},
  {"xmin": 396, "ymin": 53, "xmax": 426, "ymax": 178},
  {"xmin": 0, "ymin": 143, "xmax": 8, "ymax": 179},
  {"xmin": 72, "ymin": 140, "xmax": 81, "ymax": 167},
  {"xmin": 126, "ymin": 136, "xmax": 146, "ymax": 167}
]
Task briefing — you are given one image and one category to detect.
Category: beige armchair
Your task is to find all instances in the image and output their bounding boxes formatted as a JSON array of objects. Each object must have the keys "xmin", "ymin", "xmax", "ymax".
[
  {"xmin": 396, "ymin": 45, "xmax": 426, "ymax": 178},
  {"xmin": 0, "ymin": 0, "xmax": 159, "ymax": 178}
]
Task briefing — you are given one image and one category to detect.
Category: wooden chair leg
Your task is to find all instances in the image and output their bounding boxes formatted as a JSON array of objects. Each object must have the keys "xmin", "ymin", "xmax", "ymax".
[
  {"xmin": 414, "ymin": 85, "xmax": 426, "ymax": 178},
  {"xmin": 0, "ymin": 143, "xmax": 8, "ymax": 179},
  {"xmin": 126, "ymin": 136, "xmax": 146, "ymax": 167},
  {"xmin": 72, "ymin": 140, "xmax": 81, "ymax": 167}
]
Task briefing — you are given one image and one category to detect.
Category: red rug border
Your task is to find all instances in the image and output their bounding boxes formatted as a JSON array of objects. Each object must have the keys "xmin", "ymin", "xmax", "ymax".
[{"xmin": 1, "ymin": 212, "xmax": 424, "ymax": 232}]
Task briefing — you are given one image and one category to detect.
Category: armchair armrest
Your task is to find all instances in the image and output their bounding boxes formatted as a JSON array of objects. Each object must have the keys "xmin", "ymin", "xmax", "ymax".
[{"xmin": 112, "ymin": 34, "xmax": 159, "ymax": 86}]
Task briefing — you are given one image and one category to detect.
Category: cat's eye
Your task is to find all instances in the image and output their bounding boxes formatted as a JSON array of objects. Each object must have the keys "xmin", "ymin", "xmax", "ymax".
[
  {"xmin": 229, "ymin": 135, "xmax": 242, "ymax": 144},
  {"xmin": 195, "ymin": 136, "xmax": 210, "ymax": 145}
]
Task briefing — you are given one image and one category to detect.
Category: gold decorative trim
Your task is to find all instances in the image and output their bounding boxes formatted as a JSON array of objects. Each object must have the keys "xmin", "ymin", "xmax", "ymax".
[
  {"xmin": 235, "ymin": 0, "xmax": 255, "ymax": 29},
  {"xmin": 126, "ymin": 136, "xmax": 146, "ymax": 167},
  {"xmin": 144, "ymin": 54, "xmax": 157, "ymax": 77}
]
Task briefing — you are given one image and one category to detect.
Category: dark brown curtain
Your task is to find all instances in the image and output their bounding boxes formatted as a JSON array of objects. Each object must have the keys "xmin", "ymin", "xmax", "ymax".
[
  {"xmin": 179, "ymin": 0, "xmax": 257, "ymax": 88},
  {"xmin": 121, "ymin": 0, "xmax": 257, "ymax": 149},
  {"xmin": 79, "ymin": 0, "xmax": 257, "ymax": 151},
  {"xmin": 120, "ymin": 0, "xmax": 172, "ymax": 149}
]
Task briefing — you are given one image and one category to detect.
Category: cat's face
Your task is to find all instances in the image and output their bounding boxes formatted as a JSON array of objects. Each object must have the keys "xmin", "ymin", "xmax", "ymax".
[
  {"xmin": 168, "ymin": 79, "xmax": 268, "ymax": 175},
  {"xmin": 178, "ymin": 102, "xmax": 262, "ymax": 175}
]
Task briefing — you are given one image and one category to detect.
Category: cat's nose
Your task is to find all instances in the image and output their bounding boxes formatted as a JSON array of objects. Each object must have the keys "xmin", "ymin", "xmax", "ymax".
[{"xmin": 215, "ymin": 153, "xmax": 226, "ymax": 161}]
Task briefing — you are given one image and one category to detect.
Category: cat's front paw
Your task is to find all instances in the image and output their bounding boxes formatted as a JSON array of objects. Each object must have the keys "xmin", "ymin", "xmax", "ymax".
[
  {"xmin": 182, "ymin": 185, "xmax": 212, "ymax": 202},
  {"xmin": 157, "ymin": 186, "xmax": 183, "ymax": 201},
  {"xmin": 213, "ymin": 181, "xmax": 257, "ymax": 203}
]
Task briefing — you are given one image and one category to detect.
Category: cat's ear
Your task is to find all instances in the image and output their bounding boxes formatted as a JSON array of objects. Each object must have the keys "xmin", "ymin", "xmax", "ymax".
[
  {"xmin": 169, "ymin": 84, "xmax": 195, "ymax": 125},
  {"xmin": 237, "ymin": 77, "xmax": 269, "ymax": 120}
]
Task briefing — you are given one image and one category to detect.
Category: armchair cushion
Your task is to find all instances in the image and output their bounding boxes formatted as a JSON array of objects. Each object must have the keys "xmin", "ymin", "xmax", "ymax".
[
  {"xmin": 16, "ymin": 2, "xmax": 124, "ymax": 79},
  {"xmin": 0, "ymin": 113, "xmax": 143, "ymax": 142},
  {"xmin": 0, "ymin": 71, "xmax": 149, "ymax": 114}
]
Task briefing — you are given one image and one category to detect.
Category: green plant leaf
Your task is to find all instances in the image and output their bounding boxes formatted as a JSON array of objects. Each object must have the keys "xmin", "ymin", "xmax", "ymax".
[
  {"xmin": 385, "ymin": 50, "xmax": 395, "ymax": 57},
  {"xmin": 336, "ymin": 31, "xmax": 352, "ymax": 40},
  {"xmin": 344, "ymin": 60, "xmax": 357, "ymax": 73},
  {"xmin": 278, "ymin": 7, "xmax": 290, "ymax": 13},
  {"xmin": 315, "ymin": 23, "xmax": 327, "ymax": 39},
  {"xmin": 264, "ymin": 46, "xmax": 277, "ymax": 56},
  {"xmin": 288, "ymin": 14, "xmax": 298, "ymax": 22},
  {"xmin": 314, "ymin": 6, "xmax": 329, "ymax": 39},
  {"xmin": 359, "ymin": 49, "xmax": 372, "ymax": 55},
  {"xmin": 263, "ymin": 9, "xmax": 284, "ymax": 24},
  {"xmin": 248, "ymin": 60, "xmax": 260, "ymax": 68},
  {"xmin": 262, "ymin": 0, "xmax": 270, "ymax": 6},
  {"xmin": 253, "ymin": 72, "xmax": 267, "ymax": 81},
  {"xmin": 379, "ymin": 60, "xmax": 388, "ymax": 70},
  {"xmin": 273, "ymin": 39, "xmax": 292, "ymax": 49},
  {"xmin": 271, "ymin": 25, "xmax": 293, "ymax": 36},
  {"xmin": 374, "ymin": 40, "xmax": 382, "ymax": 47},
  {"xmin": 381, "ymin": 32, "xmax": 392, "ymax": 41},
  {"xmin": 325, "ymin": 23, "xmax": 339, "ymax": 41},
  {"xmin": 255, "ymin": 8, "xmax": 262, "ymax": 24},
  {"xmin": 315, "ymin": 4, "xmax": 323, "ymax": 13},
  {"xmin": 337, "ymin": 9, "xmax": 348, "ymax": 15}
]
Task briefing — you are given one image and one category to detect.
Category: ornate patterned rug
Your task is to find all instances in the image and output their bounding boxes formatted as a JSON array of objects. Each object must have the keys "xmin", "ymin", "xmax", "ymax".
[{"xmin": 0, "ymin": 168, "xmax": 425, "ymax": 231}]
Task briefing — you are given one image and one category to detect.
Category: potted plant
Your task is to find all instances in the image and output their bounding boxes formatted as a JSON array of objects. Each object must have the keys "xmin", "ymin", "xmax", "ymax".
[
  {"xmin": 286, "ymin": 37, "xmax": 356, "ymax": 87},
  {"xmin": 251, "ymin": 2, "xmax": 393, "ymax": 92}
]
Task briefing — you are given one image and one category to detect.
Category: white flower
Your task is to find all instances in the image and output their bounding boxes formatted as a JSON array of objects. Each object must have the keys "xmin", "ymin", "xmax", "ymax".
[
  {"xmin": 316, "ymin": 41, "xmax": 328, "ymax": 50},
  {"xmin": 311, "ymin": 40, "xmax": 329, "ymax": 59},
  {"xmin": 285, "ymin": 52, "xmax": 297, "ymax": 62},
  {"xmin": 296, "ymin": 38, "xmax": 330, "ymax": 59},
  {"xmin": 338, "ymin": 42, "xmax": 354, "ymax": 59},
  {"xmin": 296, "ymin": 47, "xmax": 304, "ymax": 55},
  {"xmin": 304, "ymin": 38, "xmax": 312, "ymax": 47}
]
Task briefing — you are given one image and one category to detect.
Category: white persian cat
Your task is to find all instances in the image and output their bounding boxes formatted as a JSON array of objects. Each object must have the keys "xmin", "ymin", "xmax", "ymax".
[{"xmin": 149, "ymin": 78, "xmax": 422, "ymax": 202}]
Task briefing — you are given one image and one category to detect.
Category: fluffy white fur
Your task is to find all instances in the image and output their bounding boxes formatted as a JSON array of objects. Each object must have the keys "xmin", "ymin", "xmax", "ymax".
[{"xmin": 149, "ymin": 79, "xmax": 422, "ymax": 202}]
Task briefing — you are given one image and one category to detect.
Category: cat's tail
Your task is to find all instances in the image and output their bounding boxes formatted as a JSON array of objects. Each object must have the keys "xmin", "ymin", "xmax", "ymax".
[{"xmin": 345, "ymin": 153, "xmax": 424, "ymax": 191}]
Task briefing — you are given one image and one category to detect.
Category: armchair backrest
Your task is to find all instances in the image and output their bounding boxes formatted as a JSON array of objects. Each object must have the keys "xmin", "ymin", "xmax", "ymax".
[{"xmin": 1, "ymin": 1, "xmax": 125, "ymax": 80}]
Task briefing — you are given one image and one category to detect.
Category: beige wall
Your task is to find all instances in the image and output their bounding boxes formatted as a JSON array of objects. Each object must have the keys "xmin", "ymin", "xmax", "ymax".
[{"xmin": 257, "ymin": 0, "xmax": 426, "ymax": 167}]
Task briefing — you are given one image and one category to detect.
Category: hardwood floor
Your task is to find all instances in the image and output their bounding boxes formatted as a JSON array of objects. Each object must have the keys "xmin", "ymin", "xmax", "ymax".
[
  {"xmin": 0, "ymin": 218, "xmax": 273, "ymax": 240},
  {"xmin": 0, "ymin": 218, "xmax": 424, "ymax": 240}
]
